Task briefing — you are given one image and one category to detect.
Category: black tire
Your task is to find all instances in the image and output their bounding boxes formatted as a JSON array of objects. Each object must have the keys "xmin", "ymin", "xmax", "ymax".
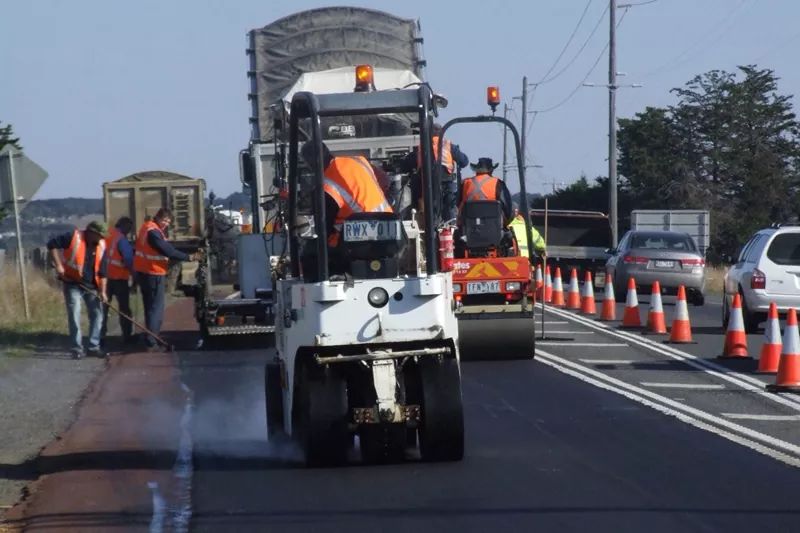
[
  {"xmin": 691, "ymin": 292, "xmax": 705, "ymax": 307},
  {"xmin": 265, "ymin": 361, "xmax": 285, "ymax": 441},
  {"xmin": 722, "ymin": 294, "xmax": 730, "ymax": 330},
  {"xmin": 740, "ymin": 291, "xmax": 759, "ymax": 333},
  {"xmin": 296, "ymin": 365, "xmax": 350, "ymax": 467},
  {"xmin": 359, "ymin": 424, "xmax": 406, "ymax": 464},
  {"xmin": 418, "ymin": 357, "xmax": 464, "ymax": 462},
  {"xmin": 614, "ymin": 277, "xmax": 626, "ymax": 303}
]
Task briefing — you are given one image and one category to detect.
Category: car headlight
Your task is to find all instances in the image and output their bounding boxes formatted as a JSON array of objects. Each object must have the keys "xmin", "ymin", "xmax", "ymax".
[
  {"xmin": 506, "ymin": 281, "xmax": 522, "ymax": 292},
  {"xmin": 452, "ymin": 283, "xmax": 463, "ymax": 293},
  {"xmin": 367, "ymin": 287, "xmax": 389, "ymax": 308}
]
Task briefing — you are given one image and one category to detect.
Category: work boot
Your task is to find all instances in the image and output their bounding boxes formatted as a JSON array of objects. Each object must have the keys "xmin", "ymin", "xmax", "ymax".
[
  {"xmin": 87, "ymin": 347, "xmax": 107, "ymax": 358},
  {"xmin": 71, "ymin": 349, "xmax": 85, "ymax": 360},
  {"xmin": 146, "ymin": 345, "xmax": 169, "ymax": 354}
]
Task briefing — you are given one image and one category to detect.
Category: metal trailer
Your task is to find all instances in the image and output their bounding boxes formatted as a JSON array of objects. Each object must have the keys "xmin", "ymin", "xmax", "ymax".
[
  {"xmin": 266, "ymin": 84, "xmax": 464, "ymax": 467},
  {"xmin": 630, "ymin": 209, "xmax": 711, "ymax": 255}
]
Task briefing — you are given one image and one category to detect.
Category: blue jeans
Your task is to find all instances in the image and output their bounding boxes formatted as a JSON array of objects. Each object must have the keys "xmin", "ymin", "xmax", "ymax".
[
  {"xmin": 63, "ymin": 283, "xmax": 103, "ymax": 354},
  {"xmin": 137, "ymin": 273, "xmax": 165, "ymax": 347}
]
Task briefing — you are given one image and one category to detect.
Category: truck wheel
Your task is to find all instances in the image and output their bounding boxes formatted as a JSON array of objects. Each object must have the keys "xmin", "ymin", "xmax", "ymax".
[
  {"xmin": 418, "ymin": 357, "xmax": 464, "ymax": 462},
  {"xmin": 297, "ymin": 365, "xmax": 349, "ymax": 467},
  {"xmin": 359, "ymin": 424, "xmax": 406, "ymax": 464},
  {"xmin": 265, "ymin": 361, "xmax": 285, "ymax": 441}
]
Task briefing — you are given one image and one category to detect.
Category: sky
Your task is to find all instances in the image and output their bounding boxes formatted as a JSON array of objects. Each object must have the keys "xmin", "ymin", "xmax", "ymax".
[{"xmin": 2, "ymin": 0, "xmax": 799, "ymax": 199}]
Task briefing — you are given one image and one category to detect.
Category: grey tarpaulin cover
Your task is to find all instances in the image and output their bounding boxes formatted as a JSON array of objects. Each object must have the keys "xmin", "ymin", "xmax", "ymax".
[{"xmin": 247, "ymin": 6, "xmax": 425, "ymax": 141}]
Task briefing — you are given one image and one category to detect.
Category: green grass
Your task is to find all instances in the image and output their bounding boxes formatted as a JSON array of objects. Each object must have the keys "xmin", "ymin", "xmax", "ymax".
[{"xmin": 705, "ymin": 265, "xmax": 726, "ymax": 296}]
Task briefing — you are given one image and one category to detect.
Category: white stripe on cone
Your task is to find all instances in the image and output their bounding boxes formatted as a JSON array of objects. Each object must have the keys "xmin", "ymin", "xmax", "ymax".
[
  {"xmin": 545, "ymin": 271, "xmax": 552, "ymax": 290},
  {"xmin": 783, "ymin": 323, "xmax": 800, "ymax": 356},
  {"xmin": 650, "ymin": 290, "xmax": 664, "ymax": 314},
  {"xmin": 553, "ymin": 273, "xmax": 564, "ymax": 292},
  {"xmin": 605, "ymin": 276, "xmax": 615, "ymax": 300},
  {"xmin": 626, "ymin": 285, "xmax": 638, "ymax": 308},
  {"xmin": 582, "ymin": 277, "xmax": 595, "ymax": 299},
  {"xmin": 764, "ymin": 314, "xmax": 782, "ymax": 346},
  {"xmin": 728, "ymin": 299, "xmax": 745, "ymax": 334},
  {"xmin": 569, "ymin": 274, "xmax": 580, "ymax": 296},
  {"xmin": 535, "ymin": 266, "xmax": 543, "ymax": 285},
  {"xmin": 674, "ymin": 293, "xmax": 689, "ymax": 320}
]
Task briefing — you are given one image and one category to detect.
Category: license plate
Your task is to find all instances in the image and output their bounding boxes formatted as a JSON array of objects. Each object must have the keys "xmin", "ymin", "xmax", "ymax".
[
  {"xmin": 595, "ymin": 272, "xmax": 606, "ymax": 287},
  {"xmin": 342, "ymin": 219, "xmax": 400, "ymax": 242},
  {"xmin": 466, "ymin": 281, "xmax": 500, "ymax": 294},
  {"xmin": 654, "ymin": 260, "xmax": 674, "ymax": 268}
]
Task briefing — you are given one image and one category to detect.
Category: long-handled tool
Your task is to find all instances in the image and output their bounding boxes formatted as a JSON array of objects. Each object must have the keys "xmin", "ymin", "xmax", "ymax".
[{"xmin": 63, "ymin": 277, "xmax": 175, "ymax": 351}]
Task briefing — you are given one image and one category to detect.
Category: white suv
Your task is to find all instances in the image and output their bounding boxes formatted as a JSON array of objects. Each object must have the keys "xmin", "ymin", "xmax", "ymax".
[{"xmin": 723, "ymin": 226, "xmax": 800, "ymax": 332}]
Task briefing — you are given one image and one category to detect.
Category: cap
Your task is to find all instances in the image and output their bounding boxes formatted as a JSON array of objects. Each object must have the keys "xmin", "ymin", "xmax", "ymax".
[{"xmin": 86, "ymin": 220, "xmax": 107, "ymax": 236}]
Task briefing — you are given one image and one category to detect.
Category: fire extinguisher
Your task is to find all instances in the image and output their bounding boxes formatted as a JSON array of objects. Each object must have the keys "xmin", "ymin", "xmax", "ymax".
[{"xmin": 439, "ymin": 226, "xmax": 454, "ymax": 272}]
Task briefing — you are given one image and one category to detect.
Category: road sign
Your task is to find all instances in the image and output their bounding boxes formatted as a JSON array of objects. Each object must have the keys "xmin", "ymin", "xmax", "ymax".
[{"xmin": 0, "ymin": 145, "xmax": 49, "ymax": 204}]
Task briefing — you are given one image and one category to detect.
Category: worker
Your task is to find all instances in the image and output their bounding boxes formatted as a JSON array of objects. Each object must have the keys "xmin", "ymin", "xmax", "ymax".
[
  {"xmin": 133, "ymin": 208, "xmax": 198, "ymax": 352},
  {"xmin": 101, "ymin": 216, "xmax": 135, "ymax": 347},
  {"xmin": 458, "ymin": 157, "xmax": 513, "ymax": 225},
  {"xmin": 301, "ymin": 141, "xmax": 392, "ymax": 246},
  {"xmin": 416, "ymin": 123, "xmax": 469, "ymax": 223},
  {"xmin": 508, "ymin": 207, "xmax": 546, "ymax": 258},
  {"xmin": 47, "ymin": 221, "xmax": 109, "ymax": 359}
]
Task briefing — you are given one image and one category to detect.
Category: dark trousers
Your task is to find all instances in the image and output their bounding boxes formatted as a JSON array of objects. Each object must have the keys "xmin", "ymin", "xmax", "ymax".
[
  {"xmin": 101, "ymin": 279, "xmax": 132, "ymax": 341},
  {"xmin": 137, "ymin": 273, "xmax": 165, "ymax": 347},
  {"xmin": 442, "ymin": 177, "xmax": 458, "ymax": 224}
]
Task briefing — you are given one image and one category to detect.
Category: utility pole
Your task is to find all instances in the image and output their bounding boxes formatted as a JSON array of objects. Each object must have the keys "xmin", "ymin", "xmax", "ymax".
[
  {"xmin": 608, "ymin": 0, "xmax": 619, "ymax": 247},
  {"xmin": 502, "ymin": 103, "xmax": 510, "ymax": 181},
  {"xmin": 521, "ymin": 76, "xmax": 528, "ymax": 171}
]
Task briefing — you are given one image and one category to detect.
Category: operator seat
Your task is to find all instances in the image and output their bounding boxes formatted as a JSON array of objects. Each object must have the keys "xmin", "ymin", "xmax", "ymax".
[{"xmin": 458, "ymin": 200, "xmax": 507, "ymax": 256}]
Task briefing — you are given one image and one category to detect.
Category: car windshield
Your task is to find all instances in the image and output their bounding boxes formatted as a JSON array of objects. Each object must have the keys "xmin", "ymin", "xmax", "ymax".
[
  {"xmin": 767, "ymin": 233, "xmax": 800, "ymax": 265},
  {"xmin": 630, "ymin": 233, "xmax": 697, "ymax": 252}
]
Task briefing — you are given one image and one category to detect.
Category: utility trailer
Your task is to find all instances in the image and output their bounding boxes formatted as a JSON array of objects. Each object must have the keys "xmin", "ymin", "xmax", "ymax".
[{"xmin": 631, "ymin": 209, "xmax": 711, "ymax": 255}]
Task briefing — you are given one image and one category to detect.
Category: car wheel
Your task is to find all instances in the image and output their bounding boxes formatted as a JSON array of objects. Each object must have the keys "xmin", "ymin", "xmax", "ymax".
[
  {"xmin": 739, "ymin": 289, "xmax": 759, "ymax": 333},
  {"xmin": 691, "ymin": 292, "xmax": 705, "ymax": 307},
  {"xmin": 722, "ymin": 294, "xmax": 730, "ymax": 330},
  {"xmin": 614, "ymin": 276, "xmax": 626, "ymax": 303}
]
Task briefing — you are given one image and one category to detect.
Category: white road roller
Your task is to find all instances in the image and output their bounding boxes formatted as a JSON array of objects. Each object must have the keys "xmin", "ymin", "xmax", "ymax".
[{"xmin": 264, "ymin": 78, "xmax": 464, "ymax": 466}]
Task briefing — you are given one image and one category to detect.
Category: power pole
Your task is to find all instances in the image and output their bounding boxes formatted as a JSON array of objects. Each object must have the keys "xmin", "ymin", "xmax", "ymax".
[
  {"xmin": 608, "ymin": 0, "xmax": 619, "ymax": 247},
  {"xmin": 502, "ymin": 103, "xmax": 510, "ymax": 181},
  {"xmin": 521, "ymin": 76, "xmax": 528, "ymax": 172}
]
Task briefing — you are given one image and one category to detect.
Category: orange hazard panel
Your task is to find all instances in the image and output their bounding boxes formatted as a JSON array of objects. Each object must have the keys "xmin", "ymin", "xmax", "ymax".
[{"xmin": 454, "ymin": 257, "xmax": 532, "ymax": 281}]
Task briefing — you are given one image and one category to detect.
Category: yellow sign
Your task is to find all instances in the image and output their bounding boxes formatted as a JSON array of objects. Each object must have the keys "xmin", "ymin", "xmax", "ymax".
[{"xmin": 464, "ymin": 262, "xmax": 502, "ymax": 279}]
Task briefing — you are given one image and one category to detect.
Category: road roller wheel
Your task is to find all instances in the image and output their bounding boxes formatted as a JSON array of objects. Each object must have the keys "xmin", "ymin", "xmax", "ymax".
[
  {"xmin": 296, "ymin": 365, "xmax": 349, "ymax": 467},
  {"xmin": 265, "ymin": 361, "xmax": 285, "ymax": 441},
  {"xmin": 418, "ymin": 357, "xmax": 464, "ymax": 462}
]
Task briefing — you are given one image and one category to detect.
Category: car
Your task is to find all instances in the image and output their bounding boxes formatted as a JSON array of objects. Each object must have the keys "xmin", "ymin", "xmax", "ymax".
[
  {"xmin": 723, "ymin": 225, "xmax": 800, "ymax": 332},
  {"xmin": 606, "ymin": 230, "xmax": 706, "ymax": 306}
]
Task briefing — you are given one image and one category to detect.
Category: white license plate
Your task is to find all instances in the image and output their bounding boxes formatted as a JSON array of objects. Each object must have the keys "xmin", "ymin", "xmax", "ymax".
[
  {"xmin": 654, "ymin": 260, "xmax": 674, "ymax": 268},
  {"xmin": 342, "ymin": 220, "xmax": 400, "ymax": 242},
  {"xmin": 466, "ymin": 281, "xmax": 500, "ymax": 294},
  {"xmin": 595, "ymin": 272, "xmax": 606, "ymax": 287}
]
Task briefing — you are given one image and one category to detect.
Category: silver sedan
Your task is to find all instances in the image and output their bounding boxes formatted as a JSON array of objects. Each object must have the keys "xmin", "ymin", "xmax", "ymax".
[{"xmin": 606, "ymin": 230, "xmax": 706, "ymax": 306}]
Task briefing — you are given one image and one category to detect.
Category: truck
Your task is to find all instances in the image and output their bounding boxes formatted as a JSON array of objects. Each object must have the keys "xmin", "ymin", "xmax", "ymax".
[
  {"xmin": 246, "ymin": 8, "xmax": 464, "ymax": 466},
  {"xmin": 631, "ymin": 209, "xmax": 711, "ymax": 255},
  {"xmin": 530, "ymin": 209, "xmax": 612, "ymax": 288}
]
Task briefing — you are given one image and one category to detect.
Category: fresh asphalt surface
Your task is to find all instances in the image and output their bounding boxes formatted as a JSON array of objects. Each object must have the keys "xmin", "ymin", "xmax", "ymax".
[{"xmin": 179, "ymin": 295, "xmax": 800, "ymax": 532}]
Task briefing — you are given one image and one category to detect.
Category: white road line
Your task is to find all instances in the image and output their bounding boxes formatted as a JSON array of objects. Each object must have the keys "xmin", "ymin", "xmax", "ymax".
[
  {"xmin": 722, "ymin": 413, "xmax": 800, "ymax": 421},
  {"xmin": 641, "ymin": 382, "xmax": 725, "ymax": 390},
  {"xmin": 538, "ymin": 342, "xmax": 628, "ymax": 347},
  {"xmin": 539, "ymin": 303, "xmax": 800, "ymax": 411},
  {"xmin": 540, "ymin": 321, "xmax": 569, "ymax": 325},
  {"xmin": 543, "ymin": 331, "xmax": 595, "ymax": 335},
  {"xmin": 578, "ymin": 359, "xmax": 635, "ymax": 365},
  {"xmin": 535, "ymin": 349, "xmax": 800, "ymax": 468}
]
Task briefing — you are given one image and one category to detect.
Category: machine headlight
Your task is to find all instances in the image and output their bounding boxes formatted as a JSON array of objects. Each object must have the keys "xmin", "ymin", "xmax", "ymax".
[
  {"xmin": 506, "ymin": 282, "xmax": 522, "ymax": 292},
  {"xmin": 368, "ymin": 287, "xmax": 389, "ymax": 308},
  {"xmin": 452, "ymin": 283, "xmax": 463, "ymax": 293}
]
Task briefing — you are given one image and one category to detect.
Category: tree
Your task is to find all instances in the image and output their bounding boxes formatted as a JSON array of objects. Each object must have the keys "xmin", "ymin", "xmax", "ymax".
[{"xmin": 0, "ymin": 121, "xmax": 22, "ymax": 222}]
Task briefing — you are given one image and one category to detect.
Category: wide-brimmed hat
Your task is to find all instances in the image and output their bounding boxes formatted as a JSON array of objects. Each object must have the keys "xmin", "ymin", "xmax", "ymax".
[{"xmin": 470, "ymin": 157, "xmax": 499, "ymax": 173}]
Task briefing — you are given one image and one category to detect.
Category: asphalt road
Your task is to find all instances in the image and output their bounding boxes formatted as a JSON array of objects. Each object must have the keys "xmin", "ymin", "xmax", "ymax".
[{"xmin": 179, "ymin": 298, "xmax": 800, "ymax": 533}]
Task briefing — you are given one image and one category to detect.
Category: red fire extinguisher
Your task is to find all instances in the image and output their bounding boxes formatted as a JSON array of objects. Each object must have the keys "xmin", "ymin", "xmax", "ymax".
[{"xmin": 439, "ymin": 227, "xmax": 454, "ymax": 272}]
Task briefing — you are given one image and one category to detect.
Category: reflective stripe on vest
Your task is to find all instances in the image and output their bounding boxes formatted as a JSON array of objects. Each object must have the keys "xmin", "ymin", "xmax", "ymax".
[
  {"xmin": 63, "ymin": 230, "xmax": 105, "ymax": 287},
  {"xmin": 323, "ymin": 156, "xmax": 392, "ymax": 226},
  {"xmin": 133, "ymin": 221, "xmax": 169, "ymax": 275}
]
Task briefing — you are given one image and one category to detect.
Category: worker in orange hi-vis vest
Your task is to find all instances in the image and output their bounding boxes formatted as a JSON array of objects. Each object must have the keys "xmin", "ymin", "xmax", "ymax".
[
  {"xmin": 414, "ymin": 123, "xmax": 469, "ymax": 223},
  {"xmin": 47, "ymin": 220, "xmax": 109, "ymax": 359},
  {"xmin": 100, "ymin": 217, "xmax": 135, "ymax": 347},
  {"xmin": 458, "ymin": 157, "xmax": 514, "ymax": 226}
]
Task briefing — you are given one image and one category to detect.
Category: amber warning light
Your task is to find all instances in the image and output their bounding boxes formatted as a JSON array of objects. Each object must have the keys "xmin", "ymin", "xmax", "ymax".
[
  {"xmin": 355, "ymin": 65, "xmax": 375, "ymax": 92},
  {"xmin": 487, "ymin": 86, "xmax": 500, "ymax": 112}
]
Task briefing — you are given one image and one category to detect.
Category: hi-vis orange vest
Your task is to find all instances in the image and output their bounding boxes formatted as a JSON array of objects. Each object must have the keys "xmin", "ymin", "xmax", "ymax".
[
  {"xmin": 460, "ymin": 172, "xmax": 500, "ymax": 209},
  {"xmin": 63, "ymin": 230, "xmax": 106, "ymax": 288},
  {"xmin": 418, "ymin": 136, "xmax": 454, "ymax": 174},
  {"xmin": 105, "ymin": 228, "xmax": 130, "ymax": 281},
  {"xmin": 323, "ymin": 156, "xmax": 392, "ymax": 245},
  {"xmin": 133, "ymin": 221, "xmax": 169, "ymax": 275}
]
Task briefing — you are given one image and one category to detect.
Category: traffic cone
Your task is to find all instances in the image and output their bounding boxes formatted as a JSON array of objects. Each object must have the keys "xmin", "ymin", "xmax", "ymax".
[
  {"xmin": 668, "ymin": 285, "xmax": 693, "ymax": 343},
  {"xmin": 600, "ymin": 271, "xmax": 616, "ymax": 321},
  {"xmin": 647, "ymin": 281, "xmax": 667, "ymax": 334},
  {"xmin": 581, "ymin": 271, "xmax": 597, "ymax": 315},
  {"xmin": 544, "ymin": 266, "xmax": 553, "ymax": 303},
  {"xmin": 566, "ymin": 268, "xmax": 581, "ymax": 310},
  {"xmin": 718, "ymin": 293, "xmax": 751, "ymax": 359},
  {"xmin": 758, "ymin": 303, "xmax": 782, "ymax": 373},
  {"xmin": 534, "ymin": 264, "xmax": 544, "ymax": 301},
  {"xmin": 767, "ymin": 308, "xmax": 800, "ymax": 393},
  {"xmin": 621, "ymin": 277, "xmax": 641, "ymax": 328},
  {"xmin": 551, "ymin": 267, "xmax": 566, "ymax": 307}
]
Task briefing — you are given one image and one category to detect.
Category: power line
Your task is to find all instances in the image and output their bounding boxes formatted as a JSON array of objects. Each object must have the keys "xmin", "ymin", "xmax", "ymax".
[
  {"xmin": 620, "ymin": 0, "xmax": 658, "ymax": 6},
  {"xmin": 538, "ymin": 3, "xmax": 610, "ymax": 85},
  {"xmin": 535, "ymin": 0, "xmax": 594, "ymax": 83}
]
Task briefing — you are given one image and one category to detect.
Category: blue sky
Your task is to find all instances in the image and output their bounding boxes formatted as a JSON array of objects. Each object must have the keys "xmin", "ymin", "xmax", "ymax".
[{"xmin": 1, "ymin": 0, "xmax": 797, "ymax": 199}]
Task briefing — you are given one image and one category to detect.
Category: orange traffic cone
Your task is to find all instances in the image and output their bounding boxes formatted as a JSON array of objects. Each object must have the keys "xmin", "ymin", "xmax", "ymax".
[
  {"xmin": 719, "ymin": 293, "xmax": 751, "ymax": 359},
  {"xmin": 767, "ymin": 308, "xmax": 800, "ymax": 392},
  {"xmin": 758, "ymin": 303, "xmax": 782, "ymax": 374},
  {"xmin": 668, "ymin": 285, "xmax": 693, "ymax": 343},
  {"xmin": 600, "ymin": 271, "xmax": 616, "ymax": 321},
  {"xmin": 581, "ymin": 271, "xmax": 597, "ymax": 315},
  {"xmin": 647, "ymin": 281, "xmax": 667, "ymax": 334},
  {"xmin": 621, "ymin": 277, "xmax": 641, "ymax": 328},
  {"xmin": 551, "ymin": 267, "xmax": 566, "ymax": 307},
  {"xmin": 544, "ymin": 266, "xmax": 553, "ymax": 303},
  {"xmin": 566, "ymin": 268, "xmax": 581, "ymax": 310},
  {"xmin": 534, "ymin": 264, "xmax": 544, "ymax": 301}
]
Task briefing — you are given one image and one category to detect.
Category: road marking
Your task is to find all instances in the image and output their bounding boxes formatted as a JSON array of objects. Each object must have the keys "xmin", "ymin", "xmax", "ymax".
[
  {"xmin": 543, "ymin": 331, "xmax": 595, "ymax": 335},
  {"xmin": 536, "ymin": 349, "xmax": 800, "ymax": 468},
  {"xmin": 722, "ymin": 413, "xmax": 800, "ymax": 421},
  {"xmin": 641, "ymin": 382, "xmax": 725, "ymax": 390},
  {"xmin": 539, "ymin": 303, "xmax": 800, "ymax": 411},
  {"xmin": 578, "ymin": 359, "xmax": 634, "ymax": 365},
  {"xmin": 541, "ymin": 321, "xmax": 569, "ymax": 325},
  {"xmin": 224, "ymin": 291, "xmax": 241, "ymax": 300},
  {"xmin": 538, "ymin": 342, "xmax": 628, "ymax": 347}
]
